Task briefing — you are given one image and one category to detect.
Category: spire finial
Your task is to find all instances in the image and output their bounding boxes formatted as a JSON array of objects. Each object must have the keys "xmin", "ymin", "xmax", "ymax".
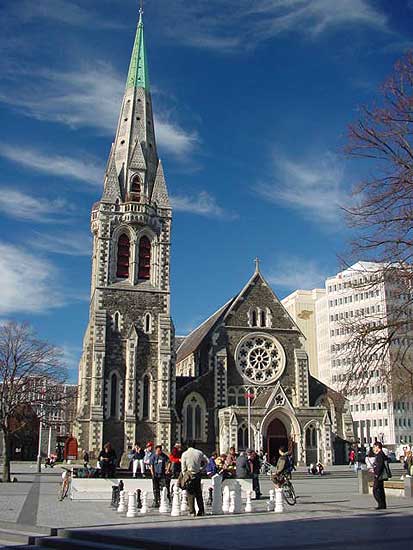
[
  {"xmin": 139, "ymin": 0, "xmax": 144, "ymax": 21},
  {"xmin": 254, "ymin": 257, "xmax": 260, "ymax": 273}
]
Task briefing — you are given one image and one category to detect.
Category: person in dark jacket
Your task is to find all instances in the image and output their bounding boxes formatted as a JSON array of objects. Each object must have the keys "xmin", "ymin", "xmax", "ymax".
[
  {"xmin": 98, "ymin": 442, "xmax": 117, "ymax": 478},
  {"xmin": 372, "ymin": 441, "xmax": 387, "ymax": 510},
  {"xmin": 248, "ymin": 450, "xmax": 261, "ymax": 499},
  {"xmin": 236, "ymin": 451, "xmax": 249, "ymax": 478}
]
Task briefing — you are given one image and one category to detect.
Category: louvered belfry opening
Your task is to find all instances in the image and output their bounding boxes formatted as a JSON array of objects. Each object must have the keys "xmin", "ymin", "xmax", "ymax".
[
  {"xmin": 138, "ymin": 236, "xmax": 151, "ymax": 279},
  {"xmin": 116, "ymin": 234, "xmax": 130, "ymax": 278},
  {"xmin": 130, "ymin": 175, "xmax": 141, "ymax": 202}
]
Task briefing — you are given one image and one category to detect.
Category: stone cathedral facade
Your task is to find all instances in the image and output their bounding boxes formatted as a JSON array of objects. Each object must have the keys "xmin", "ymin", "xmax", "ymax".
[{"xmin": 75, "ymin": 13, "xmax": 354, "ymax": 465}]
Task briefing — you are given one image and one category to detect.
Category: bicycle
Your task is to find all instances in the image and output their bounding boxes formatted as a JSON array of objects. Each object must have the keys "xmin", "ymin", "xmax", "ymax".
[
  {"xmin": 58, "ymin": 468, "xmax": 72, "ymax": 501},
  {"xmin": 280, "ymin": 476, "xmax": 296, "ymax": 506}
]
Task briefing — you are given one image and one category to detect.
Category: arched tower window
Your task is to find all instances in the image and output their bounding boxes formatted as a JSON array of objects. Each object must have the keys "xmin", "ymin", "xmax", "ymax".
[
  {"xmin": 116, "ymin": 234, "xmax": 130, "ymax": 279},
  {"xmin": 144, "ymin": 313, "xmax": 152, "ymax": 334},
  {"xmin": 237, "ymin": 423, "xmax": 248, "ymax": 450},
  {"xmin": 138, "ymin": 236, "xmax": 151, "ymax": 280},
  {"xmin": 110, "ymin": 373, "xmax": 118, "ymax": 417},
  {"xmin": 114, "ymin": 312, "xmax": 121, "ymax": 331},
  {"xmin": 306, "ymin": 424, "xmax": 317, "ymax": 448},
  {"xmin": 130, "ymin": 174, "xmax": 141, "ymax": 201},
  {"xmin": 142, "ymin": 375, "xmax": 150, "ymax": 419},
  {"xmin": 260, "ymin": 310, "xmax": 266, "ymax": 327}
]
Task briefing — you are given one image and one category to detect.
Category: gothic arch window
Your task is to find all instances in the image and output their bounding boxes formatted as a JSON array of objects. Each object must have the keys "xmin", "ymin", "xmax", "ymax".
[
  {"xmin": 110, "ymin": 372, "xmax": 119, "ymax": 418},
  {"xmin": 260, "ymin": 310, "xmax": 266, "ymax": 327},
  {"xmin": 142, "ymin": 375, "xmax": 150, "ymax": 420},
  {"xmin": 138, "ymin": 236, "xmax": 151, "ymax": 280},
  {"xmin": 144, "ymin": 312, "xmax": 152, "ymax": 334},
  {"xmin": 183, "ymin": 393, "xmax": 206, "ymax": 442},
  {"xmin": 130, "ymin": 174, "xmax": 141, "ymax": 201},
  {"xmin": 116, "ymin": 234, "xmax": 130, "ymax": 279},
  {"xmin": 305, "ymin": 424, "xmax": 317, "ymax": 448},
  {"xmin": 252, "ymin": 310, "xmax": 258, "ymax": 327},
  {"xmin": 237, "ymin": 423, "xmax": 248, "ymax": 450}
]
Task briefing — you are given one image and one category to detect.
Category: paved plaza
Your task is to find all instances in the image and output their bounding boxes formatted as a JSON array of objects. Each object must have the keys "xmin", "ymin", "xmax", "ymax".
[{"xmin": 0, "ymin": 463, "xmax": 412, "ymax": 549}]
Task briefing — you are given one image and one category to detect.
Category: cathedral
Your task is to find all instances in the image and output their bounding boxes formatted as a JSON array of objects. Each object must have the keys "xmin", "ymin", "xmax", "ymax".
[{"xmin": 74, "ymin": 11, "xmax": 354, "ymax": 465}]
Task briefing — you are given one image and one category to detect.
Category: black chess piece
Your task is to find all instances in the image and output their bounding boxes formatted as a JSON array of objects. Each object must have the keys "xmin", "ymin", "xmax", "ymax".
[
  {"xmin": 136, "ymin": 488, "xmax": 142, "ymax": 509},
  {"xmin": 207, "ymin": 487, "xmax": 213, "ymax": 506}
]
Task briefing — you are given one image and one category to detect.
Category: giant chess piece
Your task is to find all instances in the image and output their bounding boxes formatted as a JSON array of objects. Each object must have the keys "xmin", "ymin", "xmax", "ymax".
[
  {"xmin": 222, "ymin": 485, "xmax": 230, "ymax": 514},
  {"xmin": 233, "ymin": 482, "xmax": 242, "ymax": 514},
  {"xmin": 207, "ymin": 487, "xmax": 213, "ymax": 506},
  {"xmin": 117, "ymin": 490, "xmax": 127, "ymax": 513},
  {"xmin": 111, "ymin": 485, "xmax": 120, "ymax": 509},
  {"xmin": 245, "ymin": 490, "xmax": 253, "ymax": 513},
  {"xmin": 180, "ymin": 489, "xmax": 188, "ymax": 514},
  {"xmin": 211, "ymin": 474, "xmax": 223, "ymax": 515},
  {"xmin": 126, "ymin": 491, "xmax": 138, "ymax": 518},
  {"xmin": 228, "ymin": 490, "xmax": 235, "ymax": 514},
  {"xmin": 159, "ymin": 486, "xmax": 170, "ymax": 514},
  {"xmin": 267, "ymin": 489, "xmax": 275, "ymax": 512},
  {"xmin": 136, "ymin": 489, "xmax": 142, "ymax": 509},
  {"xmin": 171, "ymin": 484, "xmax": 181, "ymax": 517},
  {"xmin": 274, "ymin": 488, "xmax": 284, "ymax": 513},
  {"xmin": 140, "ymin": 491, "xmax": 148, "ymax": 514}
]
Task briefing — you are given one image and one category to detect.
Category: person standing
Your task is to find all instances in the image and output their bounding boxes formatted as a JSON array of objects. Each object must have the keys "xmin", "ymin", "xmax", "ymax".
[
  {"xmin": 181, "ymin": 444, "xmax": 208, "ymax": 516},
  {"xmin": 143, "ymin": 441, "xmax": 154, "ymax": 478},
  {"xmin": 248, "ymin": 450, "xmax": 262, "ymax": 499},
  {"xmin": 373, "ymin": 441, "xmax": 387, "ymax": 510},
  {"xmin": 149, "ymin": 445, "xmax": 170, "ymax": 508},
  {"xmin": 169, "ymin": 443, "xmax": 183, "ymax": 478},
  {"xmin": 236, "ymin": 451, "xmax": 249, "ymax": 479},
  {"xmin": 131, "ymin": 443, "xmax": 145, "ymax": 478}
]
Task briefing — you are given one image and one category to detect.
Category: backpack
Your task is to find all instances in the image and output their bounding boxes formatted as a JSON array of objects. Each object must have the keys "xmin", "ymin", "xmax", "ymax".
[{"xmin": 286, "ymin": 455, "xmax": 295, "ymax": 473}]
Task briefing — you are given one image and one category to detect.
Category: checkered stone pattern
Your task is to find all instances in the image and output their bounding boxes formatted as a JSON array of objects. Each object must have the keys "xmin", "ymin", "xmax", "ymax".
[{"xmin": 294, "ymin": 349, "xmax": 309, "ymax": 407}]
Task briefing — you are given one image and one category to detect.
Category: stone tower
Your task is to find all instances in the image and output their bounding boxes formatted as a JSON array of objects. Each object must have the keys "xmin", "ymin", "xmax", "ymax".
[{"xmin": 74, "ymin": 9, "xmax": 175, "ymax": 458}]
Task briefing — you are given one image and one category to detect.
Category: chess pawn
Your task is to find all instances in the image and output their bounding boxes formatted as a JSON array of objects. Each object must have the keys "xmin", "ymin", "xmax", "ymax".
[
  {"xmin": 211, "ymin": 474, "xmax": 223, "ymax": 515},
  {"xmin": 228, "ymin": 490, "xmax": 235, "ymax": 514},
  {"xmin": 140, "ymin": 491, "xmax": 148, "ymax": 514},
  {"xmin": 159, "ymin": 486, "xmax": 170, "ymax": 514},
  {"xmin": 245, "ymin": 490, "xmax": 253, "ymax": 513},
  {"xmin": 136, "ymin": 489, "xmax": 142, "ymax": 509},
  {"xmin": 267, "ymin": 489, "xmax": 275, "ymax": 512},
  {"xmin": 126, "ymin": 491, "xmax": 138, "ymax": 518},
  {"xmin": 222, "ymin": 485, "xmax": 230, "ymax": 514},
  {"xmin": 234, "ymin": 483, "xmax": 242, "ymax": 514},
  {"xmin": 180, "ymin": 489, "xmax": 188, "ymax": 514},
  {"xmin": 171, "ymin": 484, "xmax": 181, "ymax": 517},
  {"xmin": 117, "ymin": 490, "xmax": 127, "ymax": 513}
]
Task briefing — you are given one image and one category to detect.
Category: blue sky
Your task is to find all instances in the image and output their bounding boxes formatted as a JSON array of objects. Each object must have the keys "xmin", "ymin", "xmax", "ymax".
[{"xmin": 0, "ymin": 0, "xmax": 412, "ymax": 381}]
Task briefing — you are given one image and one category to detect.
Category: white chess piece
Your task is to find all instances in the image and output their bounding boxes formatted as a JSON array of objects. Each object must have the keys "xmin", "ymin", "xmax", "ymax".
[
  {"xmin": 171, "ymin": 484, "xmax": 181, "ymax": 517},
  {"xmin": 180, "ymin": 489, "xmax": 189, "ymax": 514},
  {"xmin": 267, "ymin": 489, "xmax": 275, "ymax": 512},
  {"xmin": 222, "ymin": 485, "xmax": 230, "ymax": 514},
  {"xmin": 274, "ymin": 487, "xmax": 284, "ymax": 513},
  {"xmin": 159, "ymin": 486, "xmax": 170, "ymax": 513},
  {"xmin": 211, "ymin": 474, "xmax": 223, "ymax": 515},
  {"xmin": 117, "ymin": 490, "xmax": 127, "ymax": 513},
  {"xmin": 228, "ymin": 490, "xmax": 235, "ymax": 514},
  {"xmin": 245, "ymin": 490, "xmax": 253, "ymax": 513},
  {"xmin": 140, "ymin": 491, "xmax": 148, "ymax": 514},
  {"xmin": 126, "ymin": 491, "xmax": 138, "ymax": 518}
]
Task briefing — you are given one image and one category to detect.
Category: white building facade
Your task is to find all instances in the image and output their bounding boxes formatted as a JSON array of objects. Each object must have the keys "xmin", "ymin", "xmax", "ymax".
[
  {"xmin": 317, "ymin": 262, "xmax": 413, "ymax": 448},
  {"xmin": 282, "ymin": 289, "xmax": 326, "ymax": 379}
]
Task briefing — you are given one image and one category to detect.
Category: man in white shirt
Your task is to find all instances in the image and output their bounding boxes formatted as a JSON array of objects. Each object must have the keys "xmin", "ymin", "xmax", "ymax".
[{"xmin": 181, "ymin": 445, "xmax": 208, "ymax": 516}]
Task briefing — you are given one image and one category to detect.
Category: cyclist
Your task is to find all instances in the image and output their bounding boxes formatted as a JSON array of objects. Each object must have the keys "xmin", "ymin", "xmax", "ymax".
[{"xmin": 271, "ymin": 446, "xmax": 290, "ymax": 487}]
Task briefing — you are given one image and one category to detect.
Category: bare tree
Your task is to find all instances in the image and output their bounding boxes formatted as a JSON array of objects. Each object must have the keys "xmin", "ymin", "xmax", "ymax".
[
  {"xmin": 0, "ymin": 322, "xmax": 68, "ymax": 481},
  {"xmin": 341, "ymin": 51, "xmax": 413, "ymax": 398}
]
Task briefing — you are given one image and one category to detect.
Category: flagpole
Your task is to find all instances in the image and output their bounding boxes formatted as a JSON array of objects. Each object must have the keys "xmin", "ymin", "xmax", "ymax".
[{"xmin": 247, "ymin": 395, "xmax": 251, "ymax": 449}]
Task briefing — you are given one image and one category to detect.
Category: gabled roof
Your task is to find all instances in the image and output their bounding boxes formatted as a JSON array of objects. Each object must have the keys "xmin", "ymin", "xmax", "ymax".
[{"xmin": 176, "ymin": 297, "xmax": 236, "ymax": 364}]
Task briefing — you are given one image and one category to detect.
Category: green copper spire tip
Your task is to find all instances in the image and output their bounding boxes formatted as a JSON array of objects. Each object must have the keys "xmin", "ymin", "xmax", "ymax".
[{"xmin": 126, "ymin": 8, "xmax": 149, "ymax": 91}]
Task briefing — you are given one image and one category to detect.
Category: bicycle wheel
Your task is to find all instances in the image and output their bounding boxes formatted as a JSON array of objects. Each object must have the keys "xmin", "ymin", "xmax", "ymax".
[{"xmin": 282, "ymin": 480, "xmax": 296, "ymax": 506}]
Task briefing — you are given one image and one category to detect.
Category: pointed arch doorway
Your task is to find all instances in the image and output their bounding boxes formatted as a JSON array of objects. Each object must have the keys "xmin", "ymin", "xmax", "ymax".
[{"xmin": 266, "ymin": 418, "xmax": 289, "ymax": 464}]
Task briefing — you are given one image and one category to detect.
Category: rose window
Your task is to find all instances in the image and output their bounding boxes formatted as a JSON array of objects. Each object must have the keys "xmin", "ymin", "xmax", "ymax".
[{"xmin": 235, "ymin": 333, "xmax": 286, "ymax": 385}]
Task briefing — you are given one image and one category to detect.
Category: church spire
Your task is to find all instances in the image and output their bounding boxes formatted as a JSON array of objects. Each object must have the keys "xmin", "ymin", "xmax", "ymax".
[{"xmin": 126, "ymin": 6, "xmax": 150, "ymax": 91}]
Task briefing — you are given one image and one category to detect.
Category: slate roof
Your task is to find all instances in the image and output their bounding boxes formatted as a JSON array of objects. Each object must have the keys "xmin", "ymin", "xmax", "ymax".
[{"xmin": 176, "ymin": 297, "xmax": 236, "ymax": 364}]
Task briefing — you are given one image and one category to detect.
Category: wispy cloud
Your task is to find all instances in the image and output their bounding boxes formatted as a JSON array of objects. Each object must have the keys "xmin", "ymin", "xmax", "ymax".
[
  {"xmin": 171, "ymin": 191, "xmax": 235, "ymax": 219},
  {"xmin": 0, "ymin": 64, "xmax": 199, "ymax": 159},
  {"xmin": 0, "ymin": 241, "xmax": 65, "ymax": 315},
  {"xmin": 0, "ymin": 189, "xmax": 72, "ymax": 223},
  {"xmin": 155, "ymin": 0, "xmax": 389, "ymax": 52},
  {"xmin": 30, "ymin": 231, "xmax": 92, "ymax": 256},
  {"xmin": 8, "ymin": 0, "xmax": 123, "ymax": 29},
  {"xmin": 256, "ymin": 152, "xmax": 347, "ymax": 225},
  {"xmin": 0, "ymin": 143, "xmax": 103, "ymax": 186},
  {"xmin": 267, "ymin": 256, "xmax": 327, "ymax": 292},
  {"xmin": 61, "ymin": 344, "xmax": 82, "ymax": 380}
]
